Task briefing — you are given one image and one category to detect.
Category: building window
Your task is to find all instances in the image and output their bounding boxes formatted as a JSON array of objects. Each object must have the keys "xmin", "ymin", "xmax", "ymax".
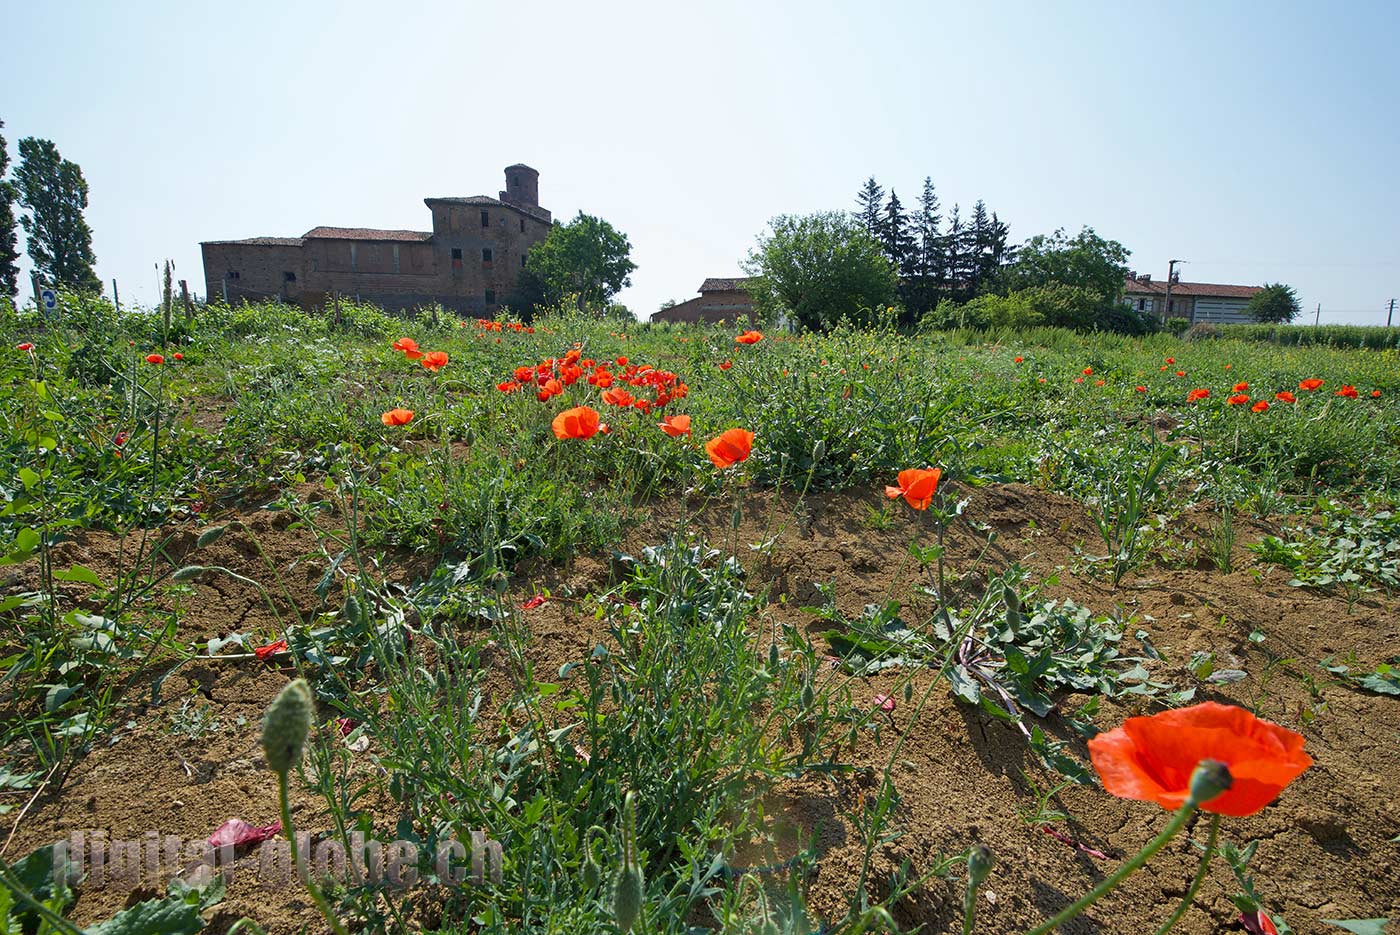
[
  {"xmin": 226, "ymin": 270, "xmax": 240, "ymax": 280},
  {"xmin": 1137, "ymin": 298, "xmax": 1145, "ymax": 310},
  {"xmin": 283, "ymin": 271, "xmax": 296, "ymax": 283},
  {"xmin": 511, "ymin": 176, "xmax": 519, "ymax": 189},
  {"xmin": 519, "ymin": 218, "xmax": 525, "ymax": 233},
  {"xmin": 482, "ymin": 248, "xmax": 493, "ymax": 263},
  {"xmin": 520, "ymin": 255, "xmax": 527, "ymax": 268},
  {"xmin": 485, "ymin": 289, "xmax": 496, "ymax": 305},
  {"xmin": 1169, "ymin": 299, "xmax": 1176, "ymax": 312},
  {"xmin": 480, "ymin": 210, "xmax": 490, "ymax": 228},
  {"xmin": 451, "ymin": 248, "xmax": 463, "ymax": 260}
]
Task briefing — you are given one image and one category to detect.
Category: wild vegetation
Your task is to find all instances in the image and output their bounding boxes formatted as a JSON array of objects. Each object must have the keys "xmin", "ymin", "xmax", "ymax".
[{"xmin": 0, "ymin": 293, "xmax": 1396, "ymax": 934}]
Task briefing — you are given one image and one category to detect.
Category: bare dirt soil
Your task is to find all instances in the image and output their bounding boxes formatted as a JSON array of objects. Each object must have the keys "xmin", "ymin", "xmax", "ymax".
[{"xmin": 3, "ymin": 482, "xmax": 1397, "ymax": 933}]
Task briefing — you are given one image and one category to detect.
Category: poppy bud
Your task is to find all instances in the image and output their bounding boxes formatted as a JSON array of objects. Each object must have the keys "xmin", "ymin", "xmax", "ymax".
[
  {"xmin": 1187, "ymin": 759, "xmax": 1233, "ymax": 806},
  {"xmin": 801, "ymin": 680, "xmax": 815, "ymax": 710},
  {"xmin": 261, "ymin": 678, "xmax": 314, "ymax": 774},
  {"xmin": 767, "ymin": 642, "xmax": 779, "ymax": 671},
  {"xmin": 903, "ymin": 680, "xmax": 914, "ymax": 703},
  {"xmin": 967, "ymin": 844, "xmax": 995, "ymax": 887},
  {"xmin": 811, "ymin": 439, "xmax": 826, "ymax": 462},
  {"xmin": 613, "ymin": 792, "xmax": 644, "ymax": 932},
  {"xmin": 1004, "ymin": 582, "xmax": 1022, "ymax": 637},
  {"xmin": 731, "ymin": 506, "xmax": 742, "ymax": 531}
]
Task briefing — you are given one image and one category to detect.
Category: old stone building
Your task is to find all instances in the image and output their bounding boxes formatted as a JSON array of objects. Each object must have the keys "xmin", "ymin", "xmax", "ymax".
[
  {"xmin": 200, "ymin": 164, "xmax": 551, "ymax": 313},
  {"xmin": 650, "ymin": 278, "xmax": 756, "ymax": 324}
]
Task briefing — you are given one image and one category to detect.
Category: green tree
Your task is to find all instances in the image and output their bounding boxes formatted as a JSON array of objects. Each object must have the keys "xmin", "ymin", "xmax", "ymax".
[
  {"xmin": 743, "ymin": 211, "xmax": 898, "ymax": 332},
  {"xmin": 878, "ymin": 189, "xmax": 916, "ymax": 276},
  {"xmin": 0, "ymin": 121, "xmax": 19, "ymax": 298},
  {"xmin": 512, "ymin": 211, "xmax": 635, "ymax": 315},
  {"xmin": 1000, "ymin": 226, "xmax": 1129, "ymax": 301},
  {"xmin": 15, "ymin": 137, "xmax": 100, "ymax": 292},
  {"xmin": 1245, "ymin": 282, "xmax": 1301, "ymax": 323},
  {"xmin": 854, "ymin": 177, "xmax": 884, "ymax": 239}
]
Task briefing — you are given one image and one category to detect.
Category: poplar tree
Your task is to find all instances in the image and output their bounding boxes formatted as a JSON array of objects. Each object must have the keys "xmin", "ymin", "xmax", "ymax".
[
  {"xmin": 0, "ymin": 121, "xmax": 19, "ymax": 298},
  {"xmin": 15, "ymin": 137, "xmax": 100, "ymax": 292}
]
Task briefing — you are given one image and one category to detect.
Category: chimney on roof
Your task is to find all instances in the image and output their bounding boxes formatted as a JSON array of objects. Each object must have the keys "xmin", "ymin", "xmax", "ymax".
[{"xmin": 1139, "ymin": 274, "xmax": 1151, "ymax": 283}]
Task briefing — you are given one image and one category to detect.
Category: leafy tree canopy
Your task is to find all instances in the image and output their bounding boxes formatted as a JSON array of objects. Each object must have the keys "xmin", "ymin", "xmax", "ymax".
[
  {"xmin": 1000, "ymin": 226, "xmax": 1129, "ymax": 301},
  {"xmin": 15, "ymin": 137, "xmax": 100, "ymax": 293},
  {"xmin": 512, "ymin": 211, "xmax": 635, "ymax": 315},
  {"xmin": 743, "ymin": 211, "xmax": 898, "ymax": 331},
  {"xmin": 1246, "ymin": 282, "xmax": 1301, "ymax": 324},
  {"xmin": 0, "ymin": 121, "xmax": 19, "ymax": 298}
]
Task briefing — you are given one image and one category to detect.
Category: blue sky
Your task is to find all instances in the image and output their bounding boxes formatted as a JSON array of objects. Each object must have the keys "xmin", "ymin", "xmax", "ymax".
[{"xmin": 3, "ymin": 0, "xmax": 1397, "ymax": 323}]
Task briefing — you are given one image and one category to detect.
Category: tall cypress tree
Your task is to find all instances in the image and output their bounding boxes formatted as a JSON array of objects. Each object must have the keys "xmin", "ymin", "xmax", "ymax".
[
  {"xmin": 0, "ymin": 121, "xmax": 19, "ymax": 299},
  {"xmin": 854, "ymin": 177, "xmax": 884, "ymax": 239},
  {"xmin": 15, "ymin": 137, "xmax": 100, "ymax": 293},
  {"xmin": 879, "ymin": 190, "xmax": 916, "ymax": 277}
]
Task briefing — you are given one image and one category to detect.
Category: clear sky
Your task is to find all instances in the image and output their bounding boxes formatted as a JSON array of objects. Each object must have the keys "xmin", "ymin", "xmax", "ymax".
[{"xmin": 2, "ymin": 0, "xmax": 1397, "ymax": 324}]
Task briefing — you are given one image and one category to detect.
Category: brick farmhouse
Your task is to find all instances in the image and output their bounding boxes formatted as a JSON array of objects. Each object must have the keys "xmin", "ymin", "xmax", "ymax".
[
  {"xmin": 201, "ymin": 165, "xmax": 550, "ymax": 314},
  {"xmin": 650, "ymin": 277, "xmax": 756, "ymax": 324}
]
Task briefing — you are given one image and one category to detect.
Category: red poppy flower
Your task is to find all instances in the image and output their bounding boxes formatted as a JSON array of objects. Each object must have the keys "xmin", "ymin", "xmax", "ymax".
[
  {"xmin": 496, "ymin": 381, "xmax": 520, "ymax": 393},
  {"xmin": 719, "ymin": 360, "xmax": 733, "ymax": 371},
  {"xmin": 874, "ymin": 694, "xmax": 897, "ymax": 713},
  {"xmin": 1251, "ymin": 400, "xmax": 1269, "ymax": 413},
  {"xmin": 392, "ymin": 337, "xmax": 424, "ymax": 360},
  {"xmin": 514, "ymin": 366, "xmax": 535, "ymax": 383},
  {"xmin": 1187, "ymin": 388, "xmax": 1210, "ymax": 402},
  {"xmin": 173, "ymin": 352, "xmax": 185, "ymax": 361},
  {"xmin": 1334, "ymin": 385, "xmax": 1358, "ymax": 398},
  {"xmin": 705, "ymin": 428, "xmax": 754, "ymax": 469},
  {"xmin": 1372, "ymin": 389, "xmax": 1382, "ymax": 398},
  {"xmin": 1227, "ymin": 394, "xmax": 1250, "ymax": 406},
  {"xmin": 113, "ymin": 432, "xmax": 129, "ymax": 447},
  {"xmin": 616, "ymin": 356, "xmax": 628, "ymax": 366},
  {"xmin": 1175, "ymin": 370, "xmax": 1187, "ymax": 377},
  {"xmin": 16, "ymin": 342, "xmax": 34, "ymax": 352},
  {"xmin": 381, "ymin": 408, "xmax": 414, "ymax": 426},
  {"xmin": 521, "ymin": 595, "xmax": 547, "ymax": 610},
  {"xmin": 1088, "ymin": 701, "xmax": 1312, "ymax": 816},
  {"xmin": 1299, "ymin": 378, "xmax": 1324, "ymax": 391},
  {"xmin": 658, "ymin": 414, "xmax": 691, "ymax": 437},
  {"xmin": 1094, "ymin": 379, "xmax": 1106, "ymax": 387},
  {"xmin": 552, "ymin": 405, "xmax": 601, "ymax": 439},
  {"xmin": 1165, "ymin": 357, "xmax": 1175, "ymax": 364},
  {"xmin": 1240, "ymin": 910, "xmax": 1279, "ymax": 935},
  {"xmin": 1073, "ymin": 376, "xmax": 1085, "ymax": 384},
  {"xmin": 146, "ymin": 354, "xmax": 165, "ymax": 365},
  {"xmin": 601, "ymin": 386, "xmax": 634, "ymax": 407},
  {"xmin": 885, "ymin": 467, "xmax": 941, "ymax": 510},
  {"xmin": 735, "ymin": 330, "xmax": 764, "ymax": 345},
  {"xmin": 1013, "ymin": 356, "xmax": 1024, "ymax": 363},
  {"xmin": 1135, "ymin": 385, "xmax": 1147, "ymax": 393},
  {"xmin": 1082, "ymin": 367, "xmax": 1093, "ymax": 376},
  {"xmin": 1233, "ymin": 382, "xmax": 1248, "ymax": 392},
  {"xmin": 253, "ymin": 638, "xmax": 288, "ymax": 661},
  {"xmin": 1274, "ymin": 390, "xmax": 1296, "ymax": 403},
  {"xmin": 421, "ymin": 351, "xmax": 449, "ymax": 372}
]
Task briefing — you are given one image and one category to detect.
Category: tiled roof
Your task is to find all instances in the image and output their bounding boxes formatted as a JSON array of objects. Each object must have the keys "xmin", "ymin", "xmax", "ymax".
[
  {"xmin": 503, "ymin": 163, "xmax": 538, "ymax": 173},
  {"xmin": 1123, "ymin": 277, "xmax": 1263, "ymax": 299},
  {"xmin": 424, "ymin": 195, "xmax": 551, "ymax": 223},
  {"xmin": 302, "ymin": 226, "xmax": 432, "ymax": 242},
  {"xmin": 201, "ymin": 236, "xmax": 306, "ymax": 247},
  {"xmin": 699, "ymin": 277, "xmax": 754, "ymax": 293}
]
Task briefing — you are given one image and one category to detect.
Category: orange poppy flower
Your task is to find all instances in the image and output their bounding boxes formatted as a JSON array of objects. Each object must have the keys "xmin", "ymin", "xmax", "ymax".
[
  {"xmin": 16, "ymin": 342, "xmax": 34, "ymax": 352},
  {"xmin": 1335, "ymin": 385, "xmax": 1358, "ymax": 398},
  {"xmin": 1013, "ymin": 356, "xmax": 1024, "ymax": 363},
  {"xmin": 392, "ymin": 337, "xmax": 424, "ymax": 360},
  {"xmin": 1094, "ymin": 379, "xmax": 1106, "ymax": 387},
  {"xmin": 1251, "ymin": 400, "xmax": 1269, "ymax": 413},
  {"xmin": 601, "ymin": 387, "xmax": 634, "ymax": 407},
  {"xmin": 1073, "ymin": 377, "xmax": 1085, "ymax": 384},
  {"xmin": 884, "ymin": 467, "xmax": 942, "ymax": 511},
  {"xmin": 705, "ymin": 428, "xmax": 754, "ymax": 469},
  {"xmin": 1274, "ymin": 390, "xmax": 1296, "ymax": 403},
  {"xmin": 381, "ymin": 408, "xmax": 414, "ymax": 426},
  {"xmin": 496, "ymin": 381, "xmax": 520, "ymax": 393},
  {"xmin": 1164, "ymin": 357, "xmax": 1175, "ymax": 364},
  {"xmin": 1227, "ymin": 394, "xmax": 1250, "ymax": 406},
  {"xmin": 1233, "ymin": 382, "xmax": 1249, "ymax": 392},
  {"xmin": 1187, "ymin": 388, "xmax": 1210, "ymax": 402},
  {"xmin": 1175, "ymin": 370, "xmax": 1187, "ymax": 377},
  {"xmin": 1135, "ymin": 385, "xmax": 1146, "ymax": 393},
  {"xmin": 1299, "ymin": 378, "xmax": 1324, "ymax": 391},
  {"xmin": 1372, "ymin": 389, "xmax": 1382, "ymax": 398},
  {"xmin": 1082, "ymin": 367, "xmax": 1093, "ymax": 376},
  {"xmin": 1088, "ymin": 701, "xmax": 1311, "ymax": 816},
  {"xmin": 616, "ymin": 356, "xmax": 628, "ymax": 366},
  {"xmin": 735, "ymin": 331, "xmax": 764, "ymax": 345},
  {"xmin": 551, "ymin": 406, "xmax": 601, "ymax": 440},
  {"xmin": 719, "ymin": 360, "xmax": 733, "ymax": 371},
  {"xmin": 421, "ymin": 351, "xmax": 449, "ymax": 372},
  {"xmin": 173, "ymin": 352, "xmax": 184, "ymax": 361},
  {"xmin": 146, "ymin": 354, "xmax": 164, "ymax": 365},
  {"xmin": 253, "ymin": 638, "xmax": 288, "ymax": 662},
  {"xmin": 658, "ymin": 414, "xmax": 692, "ymax": 437},
  {"xmin": 513, "ymin": 366, "xmax": 534, "ymax": 382}
]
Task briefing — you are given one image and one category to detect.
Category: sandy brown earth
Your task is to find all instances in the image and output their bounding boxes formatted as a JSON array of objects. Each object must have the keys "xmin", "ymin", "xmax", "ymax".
[{"xmin": 2, "ymin": 482, "xmax": 1397, "ymax": 933}]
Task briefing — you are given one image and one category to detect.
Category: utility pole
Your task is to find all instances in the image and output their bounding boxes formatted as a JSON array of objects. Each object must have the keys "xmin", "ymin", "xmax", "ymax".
[
  {"xmin": 1164, "ymin": 259, "xmax": 1184, "ymax": 323},
  {"xmin": 1314, "ymin": 303, "xmax": 1320, "ymax": 327},
  {"xmin": 1388, "ymin": 298, "xmax": 1395, "ymax": 327}
]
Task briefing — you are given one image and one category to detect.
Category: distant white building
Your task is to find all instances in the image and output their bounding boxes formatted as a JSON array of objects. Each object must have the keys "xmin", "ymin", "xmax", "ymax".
[{"xmin": 1123, "ymin": 273, "xmax": 1264, "ymax": 324}]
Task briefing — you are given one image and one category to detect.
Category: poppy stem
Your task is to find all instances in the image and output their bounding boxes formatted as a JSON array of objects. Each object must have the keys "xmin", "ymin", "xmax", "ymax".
[
  {"xmin": 1023, "ymin": 799, "xmax": 1198, "ymax": 935},
  {"xmin": 278, "ymin": 769, "xmax": 350, "ymax": 935},
  {"xmin": 1151, "ymin": 814, "xmax": 1220, "ymax": 935}
]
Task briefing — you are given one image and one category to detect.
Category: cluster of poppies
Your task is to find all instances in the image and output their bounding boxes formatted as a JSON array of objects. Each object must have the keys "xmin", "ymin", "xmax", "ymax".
[
  {"xmin": 1188, "ymin": 376, "xmax": 1380, "ymax": 411},
  {"xmin": 496, "ymin": 347, "xmax": 690, "ymax": 412},
  {"xmin": 391, "ymin": 337, "xmax": 449, "ymax": 372},
  {"xmin": 470, "ymin": 318, "xmax": 532, "ymax": 334}
]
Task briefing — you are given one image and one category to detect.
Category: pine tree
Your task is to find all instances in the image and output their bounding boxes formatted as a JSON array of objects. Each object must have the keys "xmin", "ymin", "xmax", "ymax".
[
  {"xmin": 0, "ymin": 121, "xmax": 19, "ymax": 299},
  {"xmin": 914, "ymin": 177, "xmax": 942, "ymax": 279},
  {"xmin": 968, "ymin": 200, "xmax": 993, "ymax": 292},
  {"xmin": 15, "ymin": 137, "xmax": 100, "ymax": 293},
  {"xmin": 854, "ymin": 177, "xmax": 884, "ymax": 238},
  {"xmin": 879, "ymin": 190, "xmax": 917, "ymax": 276},
  {"xmin": 941, "ymin": 204, "xmax": 965, "ymax": 295},
  {"xmin": 986, "ymin": 212, "xmax": 1013, "ymax": 278}
]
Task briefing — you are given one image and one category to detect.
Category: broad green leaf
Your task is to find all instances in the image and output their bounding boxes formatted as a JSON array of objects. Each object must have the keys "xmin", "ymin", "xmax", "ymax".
[{"xmin": 54, "ymin": 565, "xmax": 103, "ymax": 587}]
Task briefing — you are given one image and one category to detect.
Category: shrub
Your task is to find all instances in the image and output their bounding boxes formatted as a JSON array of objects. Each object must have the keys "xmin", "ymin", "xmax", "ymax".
[
  {"xmin": 1165, "ymin": 316, "xmax": 1191, "ymax": 336},
  {"xmin": 1185, "ymin": 322, "xmax": 1220, "ymax": 341}
]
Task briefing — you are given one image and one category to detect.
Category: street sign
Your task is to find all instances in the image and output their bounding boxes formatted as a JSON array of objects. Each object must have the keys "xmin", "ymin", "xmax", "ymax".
[{"xmin": 40, "ymin": 289, "xmax": 58, "ymax": 315}]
